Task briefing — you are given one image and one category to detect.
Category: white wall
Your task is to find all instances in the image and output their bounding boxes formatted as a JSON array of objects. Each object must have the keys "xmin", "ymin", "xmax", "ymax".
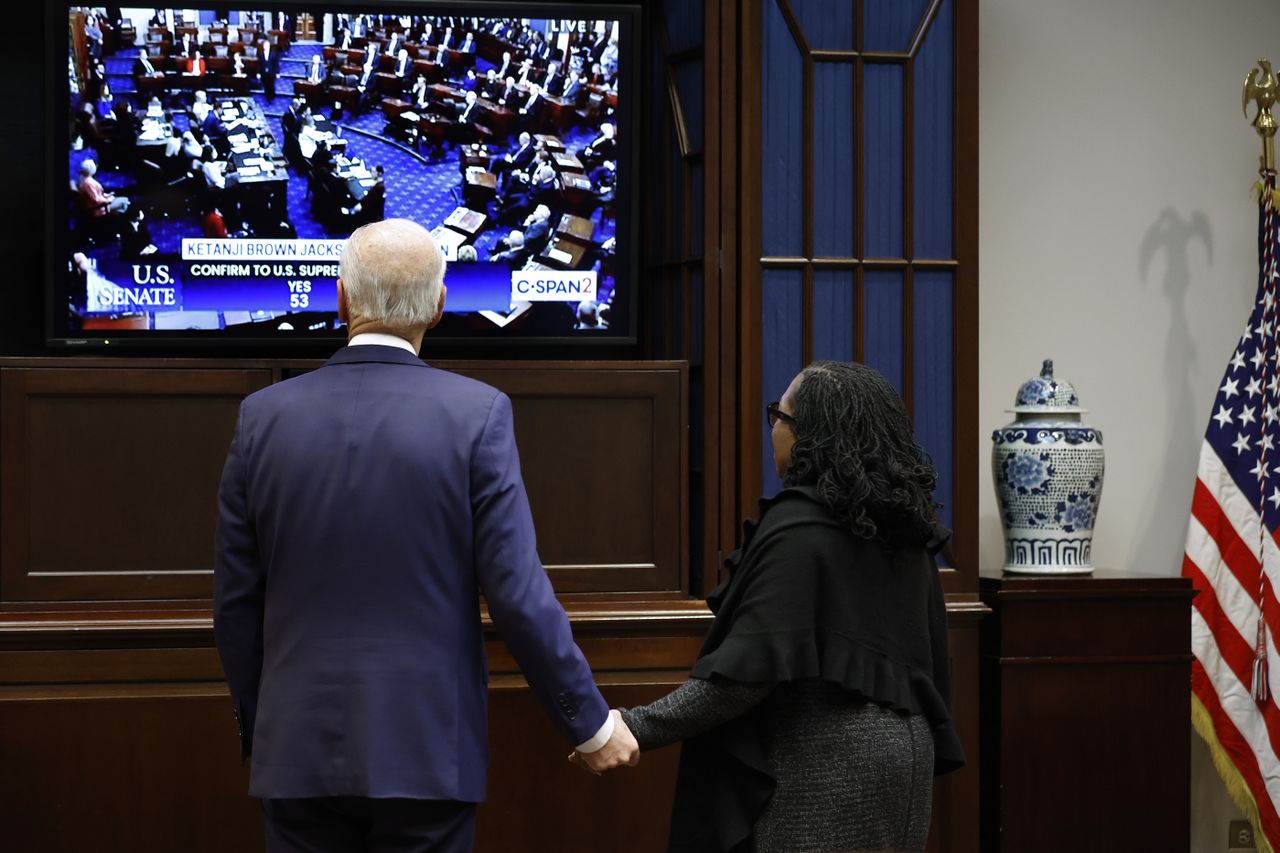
[{"xmin": 979, "ymin": 0, "xmax": 1280, "ymax": 847}]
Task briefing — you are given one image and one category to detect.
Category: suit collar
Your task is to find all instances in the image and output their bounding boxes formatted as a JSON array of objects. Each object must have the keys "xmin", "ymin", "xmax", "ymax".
[{"xmin": 323, "ymin": 344, "xmax": 427, "ymax": 368}]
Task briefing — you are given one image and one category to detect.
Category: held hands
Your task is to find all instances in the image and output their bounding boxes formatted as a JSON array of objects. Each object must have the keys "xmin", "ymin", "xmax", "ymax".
[{"xmin": 568, "ymin": 709, "xmax": 639, "ymax": 775}]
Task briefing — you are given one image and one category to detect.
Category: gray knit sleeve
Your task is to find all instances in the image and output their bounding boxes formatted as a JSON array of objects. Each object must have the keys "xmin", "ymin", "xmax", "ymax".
[{"xmin": 620, "ymin": 676, "xmax": 773, "ymax": 751}]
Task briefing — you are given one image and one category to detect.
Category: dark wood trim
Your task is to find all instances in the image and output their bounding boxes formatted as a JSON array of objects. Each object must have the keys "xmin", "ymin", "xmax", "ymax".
[
  {"xmin": 714, "ymin": 0, "xmax": 741, "ymax": 593},
  {"xmin": 737, "ymin": 0, "xmax": 764, "ymax": 532},
  {"xmin": 853, "ymin": 0, "xmax": 866, "ymax": 366},
  {"xmin": 902, "ymin": 45, "xmax": 916, "ymax": 417},
  {"xmin": 951, "ymin": 0, "xmax": 980, "ymax": 586},
  {"xmin": 760, "ymin": 257, "xmax": 961, "ymax": 268}
]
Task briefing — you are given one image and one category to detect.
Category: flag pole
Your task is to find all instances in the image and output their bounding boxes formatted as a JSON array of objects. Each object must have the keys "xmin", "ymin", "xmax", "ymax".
[{"xmin": 1245, "ymin": 59, "xmax": 1278, "ymax": 172}]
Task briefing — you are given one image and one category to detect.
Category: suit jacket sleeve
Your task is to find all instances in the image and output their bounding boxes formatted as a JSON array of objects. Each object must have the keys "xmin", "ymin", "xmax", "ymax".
[
  {"xmin": 213, "ymin": 407, "xmax": 265, "ymax": 761},
  {"xmin": 470, "ymin": 392, "xmax": 609, "ymax": 745}
]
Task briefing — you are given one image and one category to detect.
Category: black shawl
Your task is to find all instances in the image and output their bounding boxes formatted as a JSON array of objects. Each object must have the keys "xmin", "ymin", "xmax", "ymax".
[{"xmin": 666, "ymin": 487, "xmax": 965, "ymax": 853}]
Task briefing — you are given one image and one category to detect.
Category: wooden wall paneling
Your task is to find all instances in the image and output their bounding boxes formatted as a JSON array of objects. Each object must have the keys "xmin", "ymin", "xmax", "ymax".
[
  {"xmin": 0, "ymin": 360, "xmax": 687, "ymax": 604},
  {"xmin": 455, "ymin": 362, "xmax": 687, "ymax": 597},
  {"xmin": 0, "ymin": 367, "xmax": 272, "ymax": 602},
  {"xmin": 0, "ymin": 603, "xmax": 715, "ymax": 853}
]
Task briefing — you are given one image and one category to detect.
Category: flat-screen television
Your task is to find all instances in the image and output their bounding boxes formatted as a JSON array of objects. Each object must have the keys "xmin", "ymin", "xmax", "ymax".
[{"xmin": 50, "ymin": 3, "xmax": 638, "ymax": 347}]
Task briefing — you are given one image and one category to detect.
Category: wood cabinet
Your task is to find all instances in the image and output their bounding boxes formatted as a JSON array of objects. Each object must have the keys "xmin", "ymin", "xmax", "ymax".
[{"xmin": 979, "ymin": 570, "xmax": 1195, "ymax": 853}]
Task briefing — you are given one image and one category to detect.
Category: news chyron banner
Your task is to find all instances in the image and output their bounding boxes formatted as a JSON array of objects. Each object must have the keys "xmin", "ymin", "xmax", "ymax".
[
  {"xmin": 84, "ymin": 239, "xmax": 344, "ymax": 315},
  {"xmin": 82, "ymin": 238, "xmax": 601, "ymax": 317}
]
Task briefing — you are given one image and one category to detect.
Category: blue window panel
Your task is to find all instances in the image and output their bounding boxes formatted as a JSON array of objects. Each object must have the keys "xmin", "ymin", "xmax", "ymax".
[
  {"xmin": 675, "ymin": 57, "xmax": 704, "ymax": 154},
  {"xmin": 814, "ymin": 62, "xmax": 855, "ymax": 258},
  {"xmin": 791, "ymin": 0, "xmax": 855, "ymax": 51},
  {"xmin": 813, "ymin": 270, "xmax": 855, "ymax": 362},
  {"xmin": 863, "ymin": 270, "xmax": 903, "ymax": 394},
  {"xmin": 913, "ymin": 0, "xmax": 954, "ymax": 259},
  {"xmin": 665, "ymin": 0, "xmax": 703, "ymax": 55},
  {"xmin": 863, "ymin": 64, "xmax": 903, "ymax": 259},
  {"xmin": 762, "ymin": 270, "xmax": 804, "ymax": 497},
  {"xmin": 864, "ymin": 0, "xmax": 932, "ymax": 53},
  {"xmin": 914, "ymin": 271, "xmax": 954, "ymax": 531},
  {"xmin": 199, "ymin": 10, "xmax": 217, "ymax": 25},
  {"xmin": 763, "ymin": 0, "xmax": 804, "ymax": 257}
]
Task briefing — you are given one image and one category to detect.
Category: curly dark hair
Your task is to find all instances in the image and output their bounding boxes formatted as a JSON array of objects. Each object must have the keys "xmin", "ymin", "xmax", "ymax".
[{"xmin": 782, "ymin": 361, "xmax": 939, "ymax": 546}]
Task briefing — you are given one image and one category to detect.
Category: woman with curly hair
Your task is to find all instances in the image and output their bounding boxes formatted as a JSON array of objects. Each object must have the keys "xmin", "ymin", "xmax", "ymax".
[{"xmin": 616, "ymin": 361, "xmax": 964, "ymax": 853}]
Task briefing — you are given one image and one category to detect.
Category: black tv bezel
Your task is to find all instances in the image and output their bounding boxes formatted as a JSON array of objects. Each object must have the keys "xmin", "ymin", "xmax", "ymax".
[{"xmin": 46, "ymin": 0, "xmax": 643, "ymax": 353}]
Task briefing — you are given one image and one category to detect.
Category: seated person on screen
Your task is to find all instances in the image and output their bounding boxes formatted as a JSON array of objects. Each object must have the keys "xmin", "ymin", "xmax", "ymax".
[
  {"xmin": 77, "ymin": 159, "xmax": 129, "ymax": 218},
  {"xmin": 516, "ymin": 57, "xmax": 534, "ymax": 86},
  {"xmin": 456, "ymin": 244, "xmax": 478, "ymax": 262},
  {"xmin": 203, "ymin": 204, "xmax": 228, "ymax": 238},
  {"xmin": 480, "ymin": 69, "xmax": 500, "ymax": 100},
  {"xmin": 410, "ymin": 74, "xmax": 429, "ymax": 109},
  {"xmin": 120, "ymin": 207, "xmax": 158, "ymax": 256},
  {"xmin": 461, "ymin": 68, "xmax": 478, "ymax": 93},
  {"xmin": 340, "ymin": 27, "xmax": 352, "ymax": 50},
  {"xmin": 394, "ymin": 48, "xmax": 411, "ymax": 79},
  {"xmin": 134, "ymin": 48, "xmax": 162, "ymax": 79},
  {"xmin": 520, "ymin": 204, "xmax": 553, "ymax": 253},
  {"xmin": 308, "ymin": 55, "xmax": 323, "ymax": 84},
  {"xmin": 582, "ymin": 121, "xmax": 616, "ymax": 168},
  {"xmin": 541, "ymin": 61, "xmax": 563, "ymax": 97},
  {"xmin": 187, "ymin": 51, "xmax": 206, "ymax": 76},
  {"xmin": 489, "ymin": 230, "xmax": 528, "ymax": 267},
  {"xmin": 496, "ymin": 76, "xmax": 518, "ymax": 107},
  {"xmin": 340, "ymin": 165, "xmax": 385, "ymax": 224},
  {"xmin": 516, "ymin": 84, "xmax": 543, "ymax": 128},
  {"xmin": 495, "ymin": 51, "xmax": 512, "ymax": 81},
  {"xmin": 492, "ymin": 132, "xmax": 534, "ymax": 190},
  {"xmin": 575, "ymin": 299, "xmax": 604, "ymax": 330},
  {"xmin": 459, "ymin": 30, "xmax": 475, "ymax": 55},
  {"xmin": 233, "ymin": 52, "xmax": 247, "ymax": 77},
  {"xmin": 562, "ymin": 70, "xmax": 584, "ymax": 103},
  {"xmin": 456, "ymin": 90, "xmax": 480, "ymax": 124},
  {"xmin": 191, "ymin": 90, "xmax": 212, "ymax": 124}
]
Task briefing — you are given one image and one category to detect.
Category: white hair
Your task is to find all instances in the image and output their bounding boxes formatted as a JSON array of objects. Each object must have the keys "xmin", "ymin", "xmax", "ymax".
[{"xmin": 339, "ymin": 219, "xmax": 445, "ymax": 329}]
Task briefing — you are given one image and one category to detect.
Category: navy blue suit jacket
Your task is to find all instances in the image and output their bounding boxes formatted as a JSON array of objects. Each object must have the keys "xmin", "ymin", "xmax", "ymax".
[{"xmin": 214, "ymin": 345, "xmax": 608, "ymax": 801}]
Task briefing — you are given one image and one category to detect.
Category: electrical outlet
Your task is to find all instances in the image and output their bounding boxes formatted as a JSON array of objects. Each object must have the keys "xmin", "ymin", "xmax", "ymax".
[{"xmin": 1229, "ymin": 819, "xmax": 1257, "ymax": 850}]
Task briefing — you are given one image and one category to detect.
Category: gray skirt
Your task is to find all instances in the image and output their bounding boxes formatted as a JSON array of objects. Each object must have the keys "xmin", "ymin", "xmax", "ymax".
[
  {"xmin": 622, "ymin": 677, "xmax": 935, "ymax": 853},
  {"xmin": 752, "ymin": 680, "xmax": 934, "ymax": 853}
]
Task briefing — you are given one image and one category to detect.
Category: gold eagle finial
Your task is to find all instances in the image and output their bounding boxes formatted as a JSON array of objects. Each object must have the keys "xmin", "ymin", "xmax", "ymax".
[{"xmin": 1244, "ymin": 59, "xmax": 1278, "ymax": 171}]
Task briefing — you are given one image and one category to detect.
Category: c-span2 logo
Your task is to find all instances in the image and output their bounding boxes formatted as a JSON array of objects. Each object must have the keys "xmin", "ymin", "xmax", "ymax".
[{"xmin": 511, "ymin": 272, "xmax": 597, "ymax": 302}]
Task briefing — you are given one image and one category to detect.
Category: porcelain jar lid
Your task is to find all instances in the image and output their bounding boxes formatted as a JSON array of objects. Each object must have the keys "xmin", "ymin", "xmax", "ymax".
[{"xmin": 1008, "ymin": 359, "xmax": 1087, "ymax": 414}]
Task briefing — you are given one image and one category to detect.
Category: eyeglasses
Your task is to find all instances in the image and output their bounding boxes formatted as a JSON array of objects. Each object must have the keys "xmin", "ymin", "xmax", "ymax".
[{"xmin": 766, "ymin": 402, "xmax": 797, "ymax": 429}]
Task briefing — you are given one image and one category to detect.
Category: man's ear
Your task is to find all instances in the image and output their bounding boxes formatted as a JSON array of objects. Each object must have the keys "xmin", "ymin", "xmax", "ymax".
[
  {"xmin": 425, "ymin": 285, "xmax": 447, "ymax": 331},
  {"xmin": 336, "ymin": 278, "xmax": 349, "ymax": 325}
]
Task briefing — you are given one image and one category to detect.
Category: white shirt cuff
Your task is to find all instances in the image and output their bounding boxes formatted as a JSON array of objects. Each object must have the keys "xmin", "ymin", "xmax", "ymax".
[{"xmin": 574, "ymin": 712, "xmax": 614, "ymax": 753}]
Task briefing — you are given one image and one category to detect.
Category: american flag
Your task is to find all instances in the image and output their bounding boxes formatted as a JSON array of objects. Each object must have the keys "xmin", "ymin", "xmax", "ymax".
[{"xmin": 1186, "ymin": 169, "xmax": 1280, "ymax": 850}]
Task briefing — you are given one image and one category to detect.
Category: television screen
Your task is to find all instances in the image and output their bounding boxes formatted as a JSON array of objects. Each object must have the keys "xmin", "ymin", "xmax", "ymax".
[{"xmin": 53, "ymin": 4, "xmax": 636, "ymax": 346}]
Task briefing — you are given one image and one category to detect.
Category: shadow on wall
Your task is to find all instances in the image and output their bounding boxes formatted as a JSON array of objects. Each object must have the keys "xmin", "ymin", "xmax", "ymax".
[{"xmin": 1134, "ymin": 207, "xmax": 1215, "ymax": 574}]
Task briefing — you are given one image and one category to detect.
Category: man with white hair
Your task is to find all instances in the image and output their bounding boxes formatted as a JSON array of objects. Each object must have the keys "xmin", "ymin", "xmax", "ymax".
[
  {"xmin": 214, "ymin": 219, "xmax": 638, "ymax": 853},
  {"xmin": 77, "ymin": 159, "xmax": 129, "ymax": 217}
]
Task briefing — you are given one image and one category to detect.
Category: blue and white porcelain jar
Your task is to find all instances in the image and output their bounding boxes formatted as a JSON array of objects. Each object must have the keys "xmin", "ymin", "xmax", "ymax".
[{"xmin": 991, "ymin": 359, "xmax": 1104, "ymax": 574}]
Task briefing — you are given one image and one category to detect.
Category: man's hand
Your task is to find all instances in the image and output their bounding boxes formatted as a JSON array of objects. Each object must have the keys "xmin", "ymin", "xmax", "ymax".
[{"xmin": 569, "ymin": 709, "xmax": 639, "ymax": 774}]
